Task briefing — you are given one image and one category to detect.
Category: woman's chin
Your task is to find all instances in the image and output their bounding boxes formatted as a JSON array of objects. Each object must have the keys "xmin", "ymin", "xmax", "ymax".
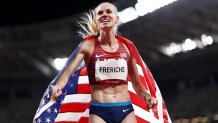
[{"xmin": 100, "ymin": 26, "xmax": 113, "ymax": 31}]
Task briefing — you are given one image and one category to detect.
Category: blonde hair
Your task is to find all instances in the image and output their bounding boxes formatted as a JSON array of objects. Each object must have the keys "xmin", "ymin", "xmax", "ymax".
[{"xmin": 77, "ymin": 2, "xmax": 119, "ymax": 39}]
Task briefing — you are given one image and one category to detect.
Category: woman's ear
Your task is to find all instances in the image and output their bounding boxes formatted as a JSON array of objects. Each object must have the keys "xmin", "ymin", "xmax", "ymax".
[{"xmin": 115, "ymin": 15, "xmax": 119, "ymax": 24}]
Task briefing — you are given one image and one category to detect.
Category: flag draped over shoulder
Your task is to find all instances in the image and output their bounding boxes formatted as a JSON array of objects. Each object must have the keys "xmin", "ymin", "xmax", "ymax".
[{"xmin": 33, "ymin": 35, "xmax": 172, "ymax": 123}]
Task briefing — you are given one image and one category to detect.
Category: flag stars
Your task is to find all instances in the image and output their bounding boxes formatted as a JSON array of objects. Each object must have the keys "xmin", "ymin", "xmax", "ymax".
[
  {"xmin": 46, "ymin": 93, "xmax": 50, "ymax": 98},
  {"xmin": 54, "ymin": 108, "xmax": 58, "ymax": 113},
  {"xmin": 46, "ymin": 118, "xmax": 51, "ymax": 123},
  {"xmin": 47, "ymin": 108, "xmax": 51, "ymax": 113},
  {"xmin": 70, "ymin": 83, "xmax": 74, "ymax": 88},
  {"xmin": 45, "ymin": 89, "xmax": 49, "ymax": 94},
  {"xmin": 45, "ymin": 89, "xmax": 49, "ymax": 97},
  {"xmin": 37, "ymin": 118, "xmax": 41, "ymax": 123},
  {"xmin": 41, "ymin": 99, "xmax": 45, "ymax": 105}
]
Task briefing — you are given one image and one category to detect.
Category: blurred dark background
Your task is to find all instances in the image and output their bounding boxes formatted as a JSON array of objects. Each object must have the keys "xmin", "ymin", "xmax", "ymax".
[{"xmin": 0, "ymin": 0, "xmax": 218, "ymax": 122}]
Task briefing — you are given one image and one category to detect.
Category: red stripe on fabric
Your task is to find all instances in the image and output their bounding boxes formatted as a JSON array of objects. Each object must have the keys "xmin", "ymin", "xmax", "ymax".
[
  {"xmin": 140, "ymin": 63, "xmax": 156, "ymax": 96},
  {"xmin": 59, "ymin": 103, "xmax": 90, "ymax": 113},
  {"xmin": 138, "ymin": 66, "xmax": 160, "ymax": 120},
  {"xmin": 129, "ymin": 84, "xmax": 160, "ymax": 121},
  {"xmin": 139, "ymin": 75, "xmax": 148, "ymax": 90},
  {"xmin": 135, "ymin": 115, "xmax": 150, "ymax": 123},
  {"xmin": 77, "ymin": 84, "xmax": 91, "ymax": 93},
  {"xmin": 138, "ymin": 75, "xmax": 160, "ymax": 120},
  {"xmin": 129, "ymin": 91, "xmax": 148, "ymax": 110},
  {"xmin": 127, "ymin": 71, "xmax": 147, "ymax": 88},
  {"xmin": 127, "ymin": 75, "xmax": 131, "ymax": 81},
  {"xmin": 151, "ymin": 104, "xmax": 159, "ymax": 120},
  {"xmin": 79, "ymin": 67, "xmax": 87, "ymax": 76},
  {"xmin": 55, "ymin": 117, "xmax": 89, "ymax": 123},
  {"xmin": 79, "ymin": 117, "xmax": 89, "ymax": 123},
  {"xmin": 162, "ymin": 100, "xmax": 169, "ymax": 123}
]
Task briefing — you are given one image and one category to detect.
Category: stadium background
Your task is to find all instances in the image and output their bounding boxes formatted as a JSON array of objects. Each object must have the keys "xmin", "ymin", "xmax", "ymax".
[{"xmin": 0, "ymin": 0, "xmax": 218, "ymax": 122}]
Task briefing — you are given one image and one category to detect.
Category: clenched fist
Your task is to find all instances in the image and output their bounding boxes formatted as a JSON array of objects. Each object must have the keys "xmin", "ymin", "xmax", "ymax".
[
  {"xmin": 144, "ymin": 93, "xmax": 158, "ymax": 109},
  {"xmin": 51, "ymin": 85, "xmax": 62, "ymax": 100}
]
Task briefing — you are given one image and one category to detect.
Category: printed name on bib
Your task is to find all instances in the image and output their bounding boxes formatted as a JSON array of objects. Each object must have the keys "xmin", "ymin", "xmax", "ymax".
[
  {"xmin": 95, "ymin": 59, "xmax": 128, "ymax": 81},
  {"xmin": 99, "ymin": 66, "xmax": 125, "ymax": 73}
]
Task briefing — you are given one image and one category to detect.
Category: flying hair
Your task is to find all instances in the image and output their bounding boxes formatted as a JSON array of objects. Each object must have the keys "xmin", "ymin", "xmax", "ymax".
[{"xmin": 77, "ymin": 10, "xmax": 99, "ymax": 39}]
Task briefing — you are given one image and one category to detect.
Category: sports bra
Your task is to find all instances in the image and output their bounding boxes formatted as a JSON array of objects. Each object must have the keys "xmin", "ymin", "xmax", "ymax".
[{"xmin": 87, "ymin": 38, "xmax": 130, "ymax": 85}]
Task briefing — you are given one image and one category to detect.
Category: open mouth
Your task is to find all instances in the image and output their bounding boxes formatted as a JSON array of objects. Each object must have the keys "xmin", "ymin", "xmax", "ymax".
[{"xmin": 101, "ymin": 19, "xmax": 110, "ymax": 23}]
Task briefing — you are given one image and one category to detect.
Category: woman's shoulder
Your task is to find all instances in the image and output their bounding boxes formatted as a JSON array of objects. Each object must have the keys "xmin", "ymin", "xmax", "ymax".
[
  {"xmin": 82, "ymin": 35, "xmax": 96, "ymax": 44},
  {"xmin": 84, "ymin": 35, "xmax": 97, "ymax": 41},
  {"xmin": 116, "ymin": 35, "xmax": 134, "ymax": 46},
  {"xmin": 80, "ymin": 35, "xmax": 96, "ymax": 52}
]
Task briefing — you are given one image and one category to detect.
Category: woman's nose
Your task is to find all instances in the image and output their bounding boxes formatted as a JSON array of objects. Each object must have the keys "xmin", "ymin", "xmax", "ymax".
[
  {"xmin": 102, "ymin": 14, "xmax": 108, "ymax": 18},
  {"xmin": 102, "ymin": 14, "xmax": 107, "ymax": 17}
]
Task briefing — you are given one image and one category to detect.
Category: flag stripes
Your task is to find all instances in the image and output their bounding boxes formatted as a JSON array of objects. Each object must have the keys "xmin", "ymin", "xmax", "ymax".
[
  {"xmin": 54, "ymin": 63, "xmax": 165, "ymax": 122},
  {"xmin": 33, "ymin": 36, "xmax": 171, "ymax": 123}
]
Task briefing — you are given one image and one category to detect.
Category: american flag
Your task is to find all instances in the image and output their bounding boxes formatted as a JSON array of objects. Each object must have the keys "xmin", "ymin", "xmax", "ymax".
[{"xmin": 33, "ymin": 35, "xmax": 172, "ymax": 123}]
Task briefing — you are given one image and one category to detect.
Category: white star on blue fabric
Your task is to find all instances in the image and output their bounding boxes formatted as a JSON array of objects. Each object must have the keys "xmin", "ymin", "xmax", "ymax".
[{"xmin": 46, "ymin": 118, "xmax": 51, "ymax": 123}]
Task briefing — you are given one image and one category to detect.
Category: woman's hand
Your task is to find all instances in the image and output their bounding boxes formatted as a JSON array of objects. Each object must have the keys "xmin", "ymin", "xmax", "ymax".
[
  {"xmin": 144, "ymin": 93, "xmax": 158, "ymax": 109},
  {"xmin": 51, "ymin": 85, "xmax": 62, "ymax": 101}
]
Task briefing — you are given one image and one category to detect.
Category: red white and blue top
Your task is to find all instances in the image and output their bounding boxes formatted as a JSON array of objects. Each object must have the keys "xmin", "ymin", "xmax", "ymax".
[{"xmin": 87, "ymin": 38, "xmax": 130, "ymax": 85}]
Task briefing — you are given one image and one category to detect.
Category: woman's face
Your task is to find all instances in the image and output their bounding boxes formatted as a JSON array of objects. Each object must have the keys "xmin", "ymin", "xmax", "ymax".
[{"xmin": 94, "ymin": 3, "xmax": 119, "ymax": 31}]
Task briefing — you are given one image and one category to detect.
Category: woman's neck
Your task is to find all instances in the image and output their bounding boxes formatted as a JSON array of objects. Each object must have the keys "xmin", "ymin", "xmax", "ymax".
[{"xmin": 98, "ymin": 31, "xmax": 117, "ymax": 46}]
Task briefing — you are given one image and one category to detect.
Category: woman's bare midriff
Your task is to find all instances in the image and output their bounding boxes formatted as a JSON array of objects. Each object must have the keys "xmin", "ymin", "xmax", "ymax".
[{"xmin": 90, "ymin": 83, "xmax": 130, "ymax": 103}]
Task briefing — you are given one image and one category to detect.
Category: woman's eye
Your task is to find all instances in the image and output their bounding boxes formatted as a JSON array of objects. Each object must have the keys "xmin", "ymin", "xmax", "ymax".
[
  {"xmin": 98, "ymin": 11, "xmax": 103, "ymax": 15},
  {"xmin": 106, "ymin": 10, "xmax": 112, "ymax": 14}
]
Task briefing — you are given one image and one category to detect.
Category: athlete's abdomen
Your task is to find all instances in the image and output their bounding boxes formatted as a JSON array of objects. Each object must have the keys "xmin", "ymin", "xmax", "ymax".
[{"xmin": 90, "ymin": 84, "xmax": 130, "ymax": 103}]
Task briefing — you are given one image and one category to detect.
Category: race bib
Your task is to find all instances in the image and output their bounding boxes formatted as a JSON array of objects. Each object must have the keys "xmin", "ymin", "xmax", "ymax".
[{"xmin": 95, "ymin": 59, "xmax": 128, "ymax": 81}]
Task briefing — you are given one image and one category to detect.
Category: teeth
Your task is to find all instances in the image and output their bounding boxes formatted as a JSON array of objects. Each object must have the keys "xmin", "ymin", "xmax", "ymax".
[{"xmin": 102, "ymin": 19, "xmax": 110, "ymax": 22}]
